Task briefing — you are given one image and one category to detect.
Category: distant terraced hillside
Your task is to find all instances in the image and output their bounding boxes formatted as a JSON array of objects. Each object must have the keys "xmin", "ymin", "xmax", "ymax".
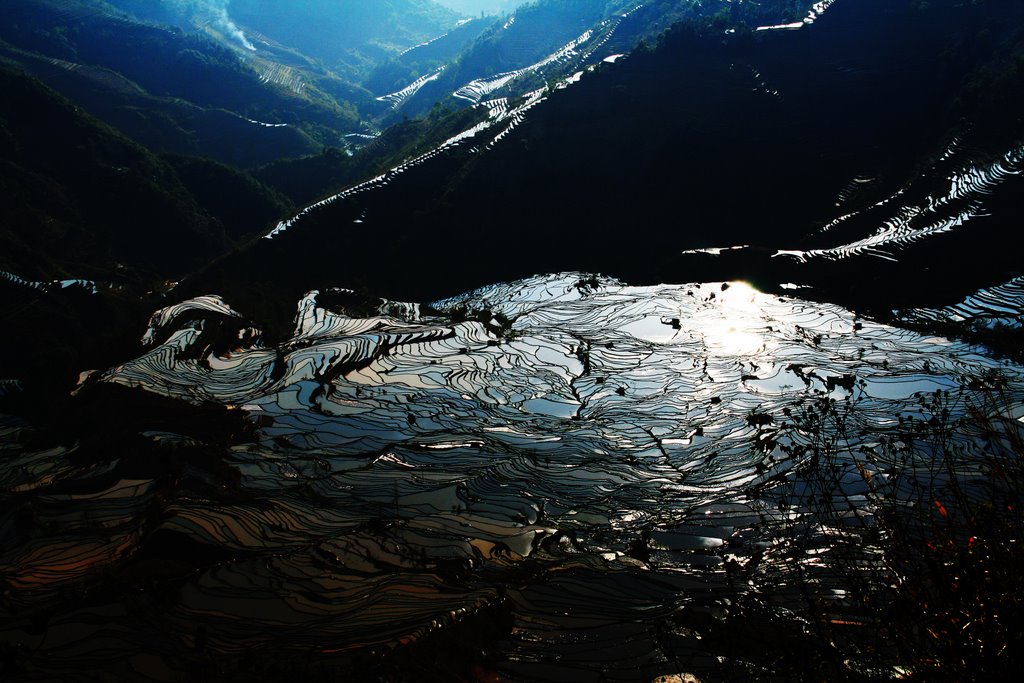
[
  {"xmin": 227, "ymin": 0, "xmax": 461, "ymax": 80},
  {"xmin": 181, "ymin": 0, "xmax": 1024, "ymax": 334},
  {"xmin": 0, "ymin": 0, "xmax": 365, "ymax": 160}
]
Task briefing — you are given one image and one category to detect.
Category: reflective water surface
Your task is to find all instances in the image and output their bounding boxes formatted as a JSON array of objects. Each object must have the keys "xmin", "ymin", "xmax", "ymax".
[{"xmin": 3, "ymin": 273, "xmax": 1023, "ymax": 680}]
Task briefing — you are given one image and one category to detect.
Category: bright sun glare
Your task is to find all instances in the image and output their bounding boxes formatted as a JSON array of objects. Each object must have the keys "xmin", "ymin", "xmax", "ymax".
[{"xmin": 701, "ymin": 281, "xmax": 766, "ymax": 356}]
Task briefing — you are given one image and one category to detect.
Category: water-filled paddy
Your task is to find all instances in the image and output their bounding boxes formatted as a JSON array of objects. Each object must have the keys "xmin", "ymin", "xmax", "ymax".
[{"xmin": 4, "ymin": 273, "xmax": 1020, "ymax": 679}]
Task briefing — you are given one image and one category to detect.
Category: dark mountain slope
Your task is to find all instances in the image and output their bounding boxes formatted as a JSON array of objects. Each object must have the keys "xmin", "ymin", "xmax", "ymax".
[
  {"xmin": 162, "ymin": 154, "xmax": 293, "ymax": 243},
  {"xmin": 1, "ymin": 1, "xmax": 353, "ymax": 124},
  {"xmin": 0, "ymin": 43, "xmax": 322, "ymax": 167},
  {"xmin": 0, "ymin": 67, "xmax": 220, "ymax": 281},
  {"xmin": 0, "ymin": 66, "xmax": 290, "ymax": 282},
  {"xmin": 0, "ymin": 64, "xmax": 296, "ymax": 394},
  {"xmin": 182, "ymin": 0, "xmax": 1024, "ymax": 331},
  {"xmin": 363, "ymin": 17, "xmax": 496, "ymax": 111},
  {"xmin": 254, "ymin": 104, "xmax": 489, "ymax": 207},
  {"xmin": 399, "ymin": 0, "xmax": 622, "ymax": 116},
  {"xmin": 0, "ymin": 0, "xmax": 363, "ymax": 161},
  {"xmin": 391, "ymin": 1, "xmax": 847, "ymax": 119}
]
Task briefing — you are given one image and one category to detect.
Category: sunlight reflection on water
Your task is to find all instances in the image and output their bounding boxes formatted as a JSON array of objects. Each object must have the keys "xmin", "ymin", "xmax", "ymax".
[{"xmin": 13, "ymin": 272, "xmax": 1022, "ymax": 681}]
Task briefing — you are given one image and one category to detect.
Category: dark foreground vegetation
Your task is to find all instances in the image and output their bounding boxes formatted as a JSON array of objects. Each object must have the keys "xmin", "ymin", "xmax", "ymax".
[{"xmin": 767, "ymin": 386, "xmax": 1024, "ymax": 680}]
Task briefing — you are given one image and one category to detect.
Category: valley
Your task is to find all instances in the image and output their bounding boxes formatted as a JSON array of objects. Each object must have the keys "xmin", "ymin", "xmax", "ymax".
[{"xmin": 2, "ymin": 1, "xmax": 1024, "ymax": 680}]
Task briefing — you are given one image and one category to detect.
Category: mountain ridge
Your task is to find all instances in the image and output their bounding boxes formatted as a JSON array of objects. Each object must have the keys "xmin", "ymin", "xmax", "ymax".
[{"xmin": 177, "ymin": 0, "xmax": 1024, "ymax": 333}]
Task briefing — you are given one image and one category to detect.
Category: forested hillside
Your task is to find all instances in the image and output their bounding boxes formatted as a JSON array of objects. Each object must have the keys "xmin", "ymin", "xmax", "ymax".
[{"xmin": 182, "ymin": 0, "xmax": 1024, "ymax": 331}]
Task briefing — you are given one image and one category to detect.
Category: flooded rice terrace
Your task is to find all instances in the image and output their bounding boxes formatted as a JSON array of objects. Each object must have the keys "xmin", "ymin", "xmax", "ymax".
[{"xmin": 3, "ymin": 273, "xmax": 1023, "ymax": 681}]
